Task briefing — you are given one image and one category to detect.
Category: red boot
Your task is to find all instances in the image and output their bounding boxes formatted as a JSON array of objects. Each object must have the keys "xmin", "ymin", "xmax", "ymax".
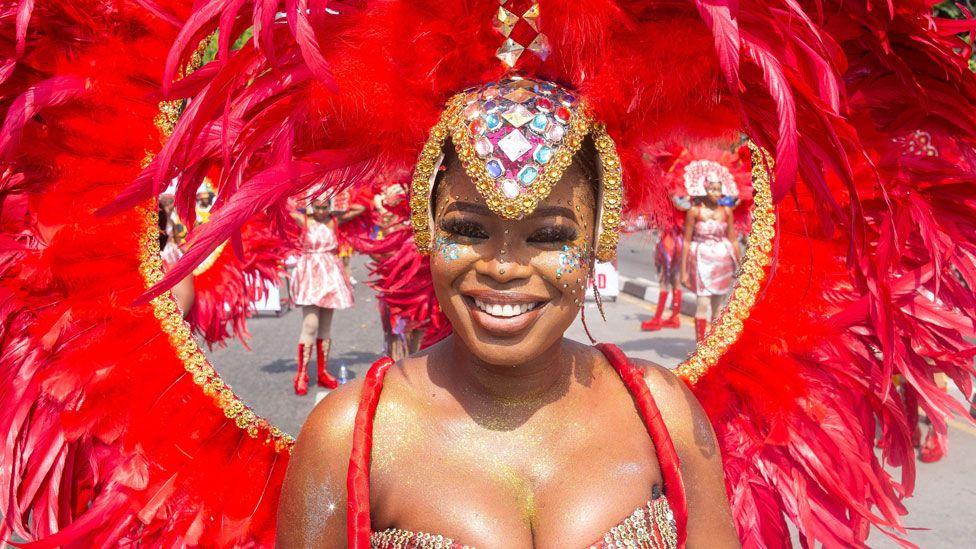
[
  {"xmin": 661, "ymin": 289, "xmax": 682, "ymax": 328},
  {"xmin": 694, "ymin": 318, "xmax": 708, "ymax": 342},
  {"xmin": 640, "ymin": 291, "xmax": 668, "ymax": 331},
  {"xmin": 294, "ymin": 344, "xmax": 309, "ymax": 395},
  {"xmin": 316, "ymin": 338, "xmax": 339, "ymax": 389},
  {"xmin": 919, "ymin": 427, "xmax": 946, "ymax": 463}
]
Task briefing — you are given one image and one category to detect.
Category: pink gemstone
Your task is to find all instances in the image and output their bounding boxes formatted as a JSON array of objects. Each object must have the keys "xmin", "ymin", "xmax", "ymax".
[
  {"xmin": 463, "ymin": 103, "xmax": 484, "ymax": 120},
  {"xmin": 545, "ymin": 123, "xmax": 565, "ymax": 142},
  {"xmin": 474, "ymin": 136, "xmax": 493, "ymax": 157}
]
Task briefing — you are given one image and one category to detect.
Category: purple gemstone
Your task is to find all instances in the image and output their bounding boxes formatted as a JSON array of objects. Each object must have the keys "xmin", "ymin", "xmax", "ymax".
[{"xmin": 486, "ymin": 158, "xmax": 504, "ymax": 179}]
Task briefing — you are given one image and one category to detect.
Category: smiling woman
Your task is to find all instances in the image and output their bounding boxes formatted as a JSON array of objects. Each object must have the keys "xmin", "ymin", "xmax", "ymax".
[
  {"xmin": 4, "ymin": 0, "xmax": 976, "ymax": 547},
  {"xmin": 277, "ymin": 78, "xmax": 740, "ymax": 549}
]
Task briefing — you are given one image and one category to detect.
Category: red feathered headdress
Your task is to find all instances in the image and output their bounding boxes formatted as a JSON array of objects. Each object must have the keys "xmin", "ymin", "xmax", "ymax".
[{"xmin": 2, "ymin": 0, "xmax": 976, "ymax": 547}]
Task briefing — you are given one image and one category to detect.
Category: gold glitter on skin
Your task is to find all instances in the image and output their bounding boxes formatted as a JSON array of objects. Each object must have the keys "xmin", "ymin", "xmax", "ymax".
[{"xmin": 279, "ymin": 139, "xmax": 740, "ymax": 547}]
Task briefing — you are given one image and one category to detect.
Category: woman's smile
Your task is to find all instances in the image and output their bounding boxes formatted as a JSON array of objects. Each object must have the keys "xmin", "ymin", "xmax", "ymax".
[{"xmin": 461, "ymin": 289, "xmax": 550, "ymax": 336}]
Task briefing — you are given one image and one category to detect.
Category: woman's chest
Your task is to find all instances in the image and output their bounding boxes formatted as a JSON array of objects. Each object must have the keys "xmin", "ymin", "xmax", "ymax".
[{"xmin": 368, "ymin": 416, "xmax": 662, "ymax": 547}]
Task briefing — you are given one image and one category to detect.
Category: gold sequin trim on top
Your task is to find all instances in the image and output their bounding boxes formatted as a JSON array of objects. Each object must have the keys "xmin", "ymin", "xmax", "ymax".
[
  {"xmin": 675, "ymin": 142, "xmax": 776, "ymax": 384},
  {"xmin": 139, "ymin": 34, "xmax": 294, "ymax": 453},
  {"xmin": 590, "ymin": 496, "xmax": 677, "ymax": 549},
  {"xmin": 369, "ymin": 529, "xmax": 469, "ymax": 549},
  {"xmin": 370, "ymin": 496, "xmax": 676, "ymax": 549}
]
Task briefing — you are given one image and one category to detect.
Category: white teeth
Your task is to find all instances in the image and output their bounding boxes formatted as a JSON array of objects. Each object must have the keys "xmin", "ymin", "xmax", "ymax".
[{"xmin": 473, "ymin": 299, "xmax": 538, "ymax": 318}]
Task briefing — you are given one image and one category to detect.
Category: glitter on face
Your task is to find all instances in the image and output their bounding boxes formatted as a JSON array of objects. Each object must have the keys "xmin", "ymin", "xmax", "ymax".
[
  {"xmin": 435, "ymin": 234, "xmax": 461, "ymax": 262},
  {"xmin": 554, "ymin": 244, "xmax": 584, "ymax": 279}
]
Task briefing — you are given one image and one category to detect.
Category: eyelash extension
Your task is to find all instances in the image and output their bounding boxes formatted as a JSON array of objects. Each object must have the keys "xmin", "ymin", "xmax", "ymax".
[
  {"xmin": 440, "ymin": 218, "xmax": 488, "ymax": 240},
  {"xmin": 528, "ymin": 226, "xmax": 577, "ymax": 243}
]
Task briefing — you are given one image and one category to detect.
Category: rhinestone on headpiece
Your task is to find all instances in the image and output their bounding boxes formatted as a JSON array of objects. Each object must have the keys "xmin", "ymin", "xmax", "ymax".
[
  {"xmin": 493, "ymin": 1, "xmax": 551, "ymax": 68},
  {"xmin": 410, "ymin": 76, "xmax": 625, "ymax": 263},
  {"xmin": 457, "ymin": 77, "xmax": 582, "ymax": 207}
]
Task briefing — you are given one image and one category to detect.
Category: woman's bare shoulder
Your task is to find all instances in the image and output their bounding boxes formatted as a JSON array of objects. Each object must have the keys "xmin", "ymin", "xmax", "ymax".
[
  {"xmin": 630, "ymin": 358, "xmax": 719, "ymax": 458},
  {"xmin": 290, "ymin": 377, "xmax": 367, "ymax": 466}
]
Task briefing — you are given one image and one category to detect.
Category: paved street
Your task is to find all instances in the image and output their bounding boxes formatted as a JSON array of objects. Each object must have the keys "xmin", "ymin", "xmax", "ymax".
[{"xmin": 210, "ymin": 232, "xmax": 975, "ymax": 548}]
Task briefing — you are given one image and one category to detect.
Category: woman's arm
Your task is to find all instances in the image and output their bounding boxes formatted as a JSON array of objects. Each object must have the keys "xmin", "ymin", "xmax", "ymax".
[
  {"xmin": 277, "ymin": 381, "xmax": 364, "ymax": 548},
  {"xmin": 290, "ymin": 210, "xmax": 307, "ymax": 228},
  {"xmin": 336, "ymin": 203, "xmax": 366, "ymax": 224},
  {"xmin": 724, "ymin": 207, "xmax": 739, "ymax": 262},
  {"xmin": 679, "ymin": 208, "xmax": 696, "ymax": 290},
  {"xmin": 638, "ymin": 361, "xmax": 740, "ymax": 548}
]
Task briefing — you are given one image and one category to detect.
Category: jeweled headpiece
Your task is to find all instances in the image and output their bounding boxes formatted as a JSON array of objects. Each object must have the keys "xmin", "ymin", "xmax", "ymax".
[
  {"xmin": 410, "ymin": 76, "xmax": 623, "ymax": 262},
  {"xmin": 683, "ymin": 159, "xmax": 737, "ymax": 197}
]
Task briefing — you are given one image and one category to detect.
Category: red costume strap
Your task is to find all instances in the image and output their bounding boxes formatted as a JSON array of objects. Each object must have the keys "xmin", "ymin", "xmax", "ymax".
[
  {"xmin": 596, "ymin": 343, "xmax": 689, "ymax": 548},
  {"xmin": 345, "ymin": 346, "xmax": 688, "ymax": 547},
  {"xmin": 346, "ymin": 357, "xmax": 394, "ymax": 548}
]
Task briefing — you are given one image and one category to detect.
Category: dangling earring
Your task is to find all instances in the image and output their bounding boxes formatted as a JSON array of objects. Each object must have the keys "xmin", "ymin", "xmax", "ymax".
[
  {"xmin": 592, "ymin": 277, "xmax": 607, "ymax": 322},
  {"xmin": 580, "ymin": 298, "xmax": 598, "ymax": 344},
  {"xmin": 580, "ymin": 254, "xmax": 601, "ymax": 344}
]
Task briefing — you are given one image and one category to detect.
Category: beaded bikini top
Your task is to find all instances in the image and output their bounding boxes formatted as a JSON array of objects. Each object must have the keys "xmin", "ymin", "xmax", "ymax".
[
  {"xmin": 346, "ymin": 344, "xmax": 689, "ymax": 549},
  {"xmin": 370, "ymin": 493, "xmax": 678, "ymax": 549}
]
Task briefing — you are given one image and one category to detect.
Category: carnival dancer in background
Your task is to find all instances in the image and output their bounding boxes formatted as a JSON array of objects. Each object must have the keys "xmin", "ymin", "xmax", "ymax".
[
  {"xmin": 195, "ymin": 180, "xmax": 215, "ymax": 223},
  {"xmin": 340, "ymin": 177, "xmax": 451, "ymax": 361},
  {"xmin": 368, "ymin": 180, "xmax": 451, "ymax": 359},
  {"xmin": 330, "ymin": 187, "xmax": 365, "ymax": 284},
  {"xmin": 680, "ymin": 161, "xmax": 739, "ymax": 342},
  {"xmin": 289, "ymin": 196, "xmax": 356, "ymax": 394},
  {"xmin": 157, "ymin": 197, "xmax": 194, "ymax": 315},
  {"xmin": 642, "ymin": 191, "xmax": 690, "ymax": 331}
]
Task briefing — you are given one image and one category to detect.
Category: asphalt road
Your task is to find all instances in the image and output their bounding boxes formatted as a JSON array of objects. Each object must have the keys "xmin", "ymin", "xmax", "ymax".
[{"xmin": 210, "ymin": 232, "xmax": 975, "ymax": 548}]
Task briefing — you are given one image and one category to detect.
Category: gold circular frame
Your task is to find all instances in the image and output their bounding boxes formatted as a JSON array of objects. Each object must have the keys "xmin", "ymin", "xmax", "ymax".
[
  {"xmin": 138, "ymin": 41, "xmax": 294, "ymax": 453},
  {"xmin": 675, "ymin": 143, "xmax": 776, "ymax": 383},
  {"xmin": 138, "ymin": 46, "xmax": 775, "ymax": 450}
]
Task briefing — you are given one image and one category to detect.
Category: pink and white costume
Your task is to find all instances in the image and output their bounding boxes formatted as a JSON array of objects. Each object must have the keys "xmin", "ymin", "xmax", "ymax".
[
  {"xmin": 687, "ymin": 219, "xmax": 736, "ymax": 296},
  {"xmin": 290, "ymin": 220, "xmax": 354, "ymax": 309}
]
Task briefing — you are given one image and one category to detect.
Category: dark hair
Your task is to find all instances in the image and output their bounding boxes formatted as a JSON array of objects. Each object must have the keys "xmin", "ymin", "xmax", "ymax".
[{"xmin": 158, "ymin": 204, "xmax": 169, "ymax": 249}]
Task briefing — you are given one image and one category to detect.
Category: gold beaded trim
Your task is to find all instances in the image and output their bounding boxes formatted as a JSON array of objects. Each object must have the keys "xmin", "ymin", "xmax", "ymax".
[
  {"xmin": 137, "ymin": 35, "xmax": 295, "ymax": 453},
  {"xmin": 138, "ymin": 205, "xmax": 295, "ymax": 453},
  {"xmin": 410, "ymin": 93, "xmax": 623, "ymax": 262},
  {"xmin": 675, "ymin": 142, "xmax": 776, "ymax": 384},
  {"xmin": 192, "ymin": 241, "xmax": 227, "ymax": 276}
]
